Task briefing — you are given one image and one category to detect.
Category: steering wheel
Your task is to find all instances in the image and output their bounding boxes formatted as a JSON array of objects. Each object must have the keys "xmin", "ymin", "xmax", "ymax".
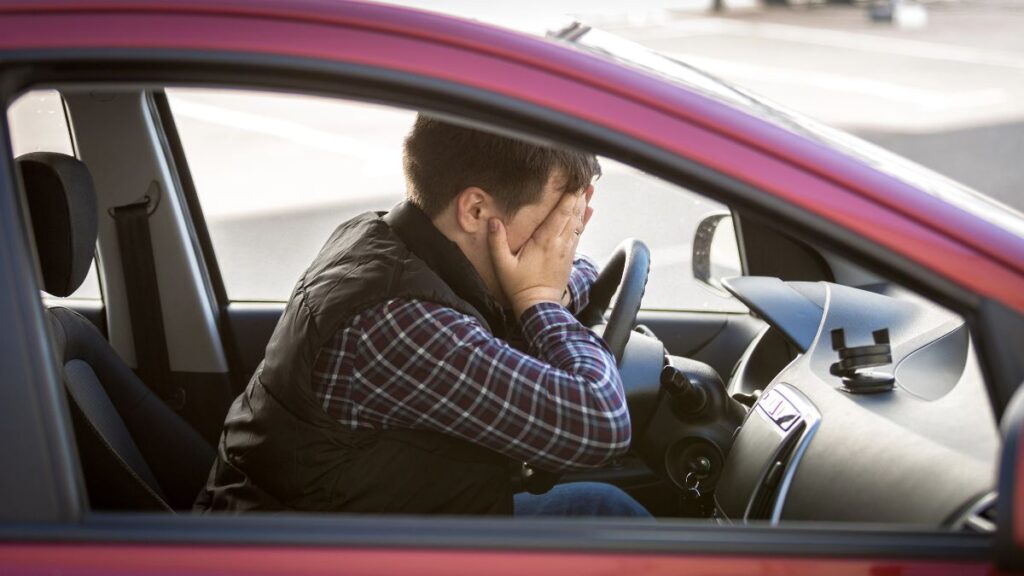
[{"xmin": 577, "ymin": 239, "xmax": 651, "ymax": 363}]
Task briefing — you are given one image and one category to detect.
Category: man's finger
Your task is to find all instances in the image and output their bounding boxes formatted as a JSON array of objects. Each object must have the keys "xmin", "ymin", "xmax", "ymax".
[
  {"xmin": 568, "ymin": 204, "xmax": 592, "ymax": 244},
  {"xmin": 487, "ymin": 218, "xmax": 515, "ymax": 272},
  {"xmin": 534, "ymin": 191, "xmax": 578, "ymax": 241},
  {"xmin": 570, "ymin": 211, "xmax": 585, "ymax": 251},
  {"xmin": 564, "ymin": 184, "xmax": 594, "ymax": 239},
  {"xmin": 561, "ymin": 192, "xmax": 587, "ymax": 237}
]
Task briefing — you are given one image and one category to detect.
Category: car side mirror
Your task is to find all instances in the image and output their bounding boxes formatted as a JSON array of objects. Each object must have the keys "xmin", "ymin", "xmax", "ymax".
[
  {"xmin": 692, "ymin": 212, "xmax": 742, "ymax": 295},
  {"xmin": 997, "ymin": 383, "xmax": 1024, "ymax": 571}
]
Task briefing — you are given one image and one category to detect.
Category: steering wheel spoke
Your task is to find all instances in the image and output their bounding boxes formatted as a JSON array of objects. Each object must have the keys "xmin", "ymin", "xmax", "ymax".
[{"xmin": 578, "ymin": 239, "xmax": 651, "ymax": 363}]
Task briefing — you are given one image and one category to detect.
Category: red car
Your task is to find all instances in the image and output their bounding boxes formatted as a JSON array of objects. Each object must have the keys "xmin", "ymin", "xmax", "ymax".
[{"xmin": 0, "ymin": 0, "xmax": 1022, "ymax": 574}]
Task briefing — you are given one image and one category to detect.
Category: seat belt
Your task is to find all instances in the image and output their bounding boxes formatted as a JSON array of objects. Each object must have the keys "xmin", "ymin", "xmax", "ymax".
[{"xmin": 111, "ymin": 186, "xmax": 185, "ymax": 411}]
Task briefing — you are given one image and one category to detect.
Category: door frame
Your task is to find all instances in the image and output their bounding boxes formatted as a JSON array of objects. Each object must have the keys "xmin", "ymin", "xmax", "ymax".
[{"xmin": 0, "ymin": 9, "xmax": 1016, "ymax": 567}]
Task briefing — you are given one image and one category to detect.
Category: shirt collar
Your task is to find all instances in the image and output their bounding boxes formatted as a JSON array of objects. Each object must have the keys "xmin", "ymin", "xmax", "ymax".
[{"xmin": 383, "ymin": 201, "xmax": 508, "ymax": 334}]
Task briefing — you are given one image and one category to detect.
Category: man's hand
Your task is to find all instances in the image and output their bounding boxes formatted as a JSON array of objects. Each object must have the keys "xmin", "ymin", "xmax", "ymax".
[{"xmin": 489, "ymin": 186, "xmax": 594, "ymax": 318}]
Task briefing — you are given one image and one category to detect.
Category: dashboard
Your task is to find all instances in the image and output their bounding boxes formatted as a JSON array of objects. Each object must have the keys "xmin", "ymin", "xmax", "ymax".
[{"xmin": 713, "ymin": 277, "xmax": 999, "ymax": 526}]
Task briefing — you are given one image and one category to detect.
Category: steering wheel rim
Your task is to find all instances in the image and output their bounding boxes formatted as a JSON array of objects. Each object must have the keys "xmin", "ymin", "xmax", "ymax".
[{"xmin": 578, "ymin": 239, "xmax": 651, "ymax": 363}]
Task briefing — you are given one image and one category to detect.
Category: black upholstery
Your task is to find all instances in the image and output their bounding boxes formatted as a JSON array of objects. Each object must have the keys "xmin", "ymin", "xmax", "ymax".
[
  {"xmin": 18, "ymin": 152, "xmax": 214, "ymax": 511},
  {"xmin": 47, "ymin": 307, "xmax": 213, "ymax": 510},
  {"xmin": 19, "ymin": 151, "xmax": 98, "ymax": 297}
]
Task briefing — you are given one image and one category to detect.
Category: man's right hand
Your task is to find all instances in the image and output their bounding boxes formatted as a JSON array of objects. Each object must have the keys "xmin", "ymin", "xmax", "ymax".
[{"xmin": 488, "ymin": 187, "xmax": 593, "ymax": 318}]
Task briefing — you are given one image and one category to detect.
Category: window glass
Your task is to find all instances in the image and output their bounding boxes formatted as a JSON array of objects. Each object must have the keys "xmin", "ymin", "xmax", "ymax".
[
  {"xmin": 167, "ymin": 88, "xmax": 743, "ymax": 312},
  {"xmin": 8, "ymin": 89, "xmax": 102, "ymax": 300}
]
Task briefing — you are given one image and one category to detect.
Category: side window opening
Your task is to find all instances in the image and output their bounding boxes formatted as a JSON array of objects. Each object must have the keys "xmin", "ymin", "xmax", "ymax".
[
  {"xmin": 165, "ymin": 87, "xmax": 744, "ymax": 313},
  {"xmin": 21, "ymin": 83, "xmax": 992, "ymax": 533}
]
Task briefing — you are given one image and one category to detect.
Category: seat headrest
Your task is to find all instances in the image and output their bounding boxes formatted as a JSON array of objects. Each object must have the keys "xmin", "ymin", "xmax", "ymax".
[{"xmin": 17, "ymin": 152, "xmax": 98, "ymax": 297}]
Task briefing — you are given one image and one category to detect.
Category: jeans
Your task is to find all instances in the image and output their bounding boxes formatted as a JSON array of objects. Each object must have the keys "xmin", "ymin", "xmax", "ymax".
[{"xmin": 513, "ymin": 482, "xmax": 652, "ymax": 518}]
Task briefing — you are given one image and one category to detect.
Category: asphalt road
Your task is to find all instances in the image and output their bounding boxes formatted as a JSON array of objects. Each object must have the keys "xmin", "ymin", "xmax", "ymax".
[{"xmin": 603, "ymin": 2, "xmax": 1024, "ymax": 211}]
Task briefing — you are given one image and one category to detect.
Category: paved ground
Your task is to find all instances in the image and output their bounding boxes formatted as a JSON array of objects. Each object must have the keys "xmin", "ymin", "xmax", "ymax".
[{"xmin": 598, "ymin": 1, "xmax": 1024, "ymax": 211}]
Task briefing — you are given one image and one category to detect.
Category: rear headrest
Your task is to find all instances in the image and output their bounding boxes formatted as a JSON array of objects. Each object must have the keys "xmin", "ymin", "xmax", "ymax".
[{"xmin": 17, "ymin": 152, "xmax": 98, "ymax": 297}]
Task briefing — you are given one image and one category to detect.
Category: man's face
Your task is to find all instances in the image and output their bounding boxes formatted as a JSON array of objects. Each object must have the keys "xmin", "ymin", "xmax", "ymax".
[{"xmin": 501, "ymin": 170, "xmax": 591, "ymax": 254}]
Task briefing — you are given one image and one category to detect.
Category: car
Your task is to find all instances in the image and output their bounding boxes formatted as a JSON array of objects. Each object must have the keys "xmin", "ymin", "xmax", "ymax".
[{"xmin": 0, "ymin": 0, "xmax": 1022, "ymax": 574}]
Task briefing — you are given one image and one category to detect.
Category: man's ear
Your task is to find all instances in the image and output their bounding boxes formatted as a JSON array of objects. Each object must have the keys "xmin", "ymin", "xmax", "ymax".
[{"xmin": 454, "ymin": 186, "xmax": 499, "ymax": 234}]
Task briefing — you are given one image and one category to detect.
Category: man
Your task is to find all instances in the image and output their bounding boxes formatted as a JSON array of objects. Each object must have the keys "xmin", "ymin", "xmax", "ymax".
[{"xmin": 197, "ymin": 115, "xmax": 648, "ymax": 517}]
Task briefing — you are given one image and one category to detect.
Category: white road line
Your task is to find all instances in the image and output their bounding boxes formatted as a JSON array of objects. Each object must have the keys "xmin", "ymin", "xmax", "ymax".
[
  {"xmin": 657, "ymin": 18, "xmax": 1024, "ymax": 70},
  {"xmin": 677, "ymin": 54, "xmax": 1010, "ymax": 110}
]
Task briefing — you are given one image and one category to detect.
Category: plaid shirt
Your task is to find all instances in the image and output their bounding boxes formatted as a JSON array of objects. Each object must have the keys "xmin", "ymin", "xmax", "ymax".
[{"xmin": 311, "ymin": 257, "xmax": 631, "ymax": 472}]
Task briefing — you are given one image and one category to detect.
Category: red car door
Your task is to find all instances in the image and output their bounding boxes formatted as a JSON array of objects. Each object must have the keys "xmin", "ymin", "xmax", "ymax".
[{"xmin": 0, "ymin": 1, "xmax": 1020, "ymax": 574}]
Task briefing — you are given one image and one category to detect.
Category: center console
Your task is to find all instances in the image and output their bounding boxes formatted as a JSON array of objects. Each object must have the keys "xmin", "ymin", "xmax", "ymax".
[{"xmin": 714, "ymin": 383, "xmax": 820, "ymax": 523}]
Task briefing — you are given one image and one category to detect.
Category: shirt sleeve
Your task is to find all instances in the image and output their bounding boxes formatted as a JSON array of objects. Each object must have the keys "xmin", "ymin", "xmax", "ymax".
[
  {"xmin": 566, "ymin": 255, "xmax": 599, "ymax": 315},
  {"xmin": 350, "ymin": 298, "xmax": 631, "ymax": 472}
]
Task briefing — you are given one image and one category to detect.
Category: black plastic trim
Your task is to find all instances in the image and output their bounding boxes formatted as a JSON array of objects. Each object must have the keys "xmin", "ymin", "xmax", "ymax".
[
  {"xmin": 0, "ymin": 514, "xmax": 993, "ymax": 561},
  {"xmin": 147, "ymin": 90, "xmax": 248, "ymax": 394},
  {"xmin": 736, "ymin": 212, "xmax": 836, "ymax": 284},
  {"xmin": 996, "ymin": 384, "xmax": 1024, "ymax": 570},
  {"xmin": 0, "ymin": 110, "xmax": 84, "ymax": 522},
  {"xmin": 722, "ymin": 277, "xmax": 824, "ymax": 352},
  {"xmin": 169, "ymin": 371, "xmax": 234, "ymax": 445},
  {"xmin": 974, "ymin": 298, "xmax": 1024, "ymax": 414}
]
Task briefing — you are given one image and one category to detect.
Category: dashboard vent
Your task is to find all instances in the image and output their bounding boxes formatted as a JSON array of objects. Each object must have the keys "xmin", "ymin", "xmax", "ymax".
[{"xmin": 958, "ymin": 493, "xmax": 997, "ymax": 533}]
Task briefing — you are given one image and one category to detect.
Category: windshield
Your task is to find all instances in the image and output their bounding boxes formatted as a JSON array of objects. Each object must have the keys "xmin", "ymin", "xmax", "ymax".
[{"xmin": 554, "ymin": 24, "xmax": 1024, "ymax": 240}]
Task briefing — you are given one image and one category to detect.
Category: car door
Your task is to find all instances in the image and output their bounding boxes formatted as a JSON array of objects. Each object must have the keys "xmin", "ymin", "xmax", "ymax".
[{"xmin": 0, "ymin": 2, "xmax": 1020, "ymax": 574}]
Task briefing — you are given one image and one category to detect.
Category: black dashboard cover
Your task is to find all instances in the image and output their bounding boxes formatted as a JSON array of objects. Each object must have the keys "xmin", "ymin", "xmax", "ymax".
[{"xmin": 721, "ymin": 277, "xmax": 823, "ymax": 352}]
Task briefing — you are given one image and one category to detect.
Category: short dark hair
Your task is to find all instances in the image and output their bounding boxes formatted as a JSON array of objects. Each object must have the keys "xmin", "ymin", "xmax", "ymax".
[{"xmin": 403, "ymin": 115, "xmax": 601, "ymax": 217}]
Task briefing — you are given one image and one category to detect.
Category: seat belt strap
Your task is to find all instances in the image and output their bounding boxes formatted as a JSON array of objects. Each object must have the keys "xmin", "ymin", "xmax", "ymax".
[{"xmin": 111, "ymin": 196, "xmax": 185, "ymax": 410}]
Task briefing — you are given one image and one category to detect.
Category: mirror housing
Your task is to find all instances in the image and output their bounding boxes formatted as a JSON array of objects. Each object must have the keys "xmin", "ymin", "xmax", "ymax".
[{"xmin": 692, "ymin": 211, "xmax": 741, "ymax": 295}]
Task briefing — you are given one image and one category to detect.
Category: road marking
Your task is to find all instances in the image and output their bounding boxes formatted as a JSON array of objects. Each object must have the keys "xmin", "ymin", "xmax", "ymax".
[
  {"xmin": 676, "ymin": 54, "xmax": 1010, "ymax": 110},
  {"xmin": 649, "ymin": 18, "xmax": 1024, "ymax": 71}
]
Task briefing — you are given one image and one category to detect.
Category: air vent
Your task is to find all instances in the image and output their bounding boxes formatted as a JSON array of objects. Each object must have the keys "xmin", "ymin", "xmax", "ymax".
[{"xmin": 957, "ymin": 493, "xmax": 997, "ymax": 533}]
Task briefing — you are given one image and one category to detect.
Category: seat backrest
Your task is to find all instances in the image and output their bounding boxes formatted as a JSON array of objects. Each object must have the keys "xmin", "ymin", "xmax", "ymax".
[{"xmin": 19, "ymin": 151, "xmax": 214, "ymax": 511}]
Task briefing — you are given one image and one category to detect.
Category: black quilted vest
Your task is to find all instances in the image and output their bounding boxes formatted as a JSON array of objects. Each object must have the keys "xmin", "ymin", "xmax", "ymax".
[{"xmin": 196, "ymin": 202, "xmax": 514, "ymax": 514}]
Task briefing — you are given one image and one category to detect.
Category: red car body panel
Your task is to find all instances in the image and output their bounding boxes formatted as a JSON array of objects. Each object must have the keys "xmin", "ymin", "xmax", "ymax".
[
  {"xmin": 0, "ymin": 1, "xmax": 1020, "ymax": 573},
  {"xmin": 0, "ymin": 543, "xmax": 1001, "ymax": 576}
]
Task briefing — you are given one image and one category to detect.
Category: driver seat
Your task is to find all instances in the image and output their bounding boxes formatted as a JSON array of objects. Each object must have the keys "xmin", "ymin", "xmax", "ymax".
[{"xmin": 18, "ymin": 151, "xmax": 214, "ymax": 511}]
